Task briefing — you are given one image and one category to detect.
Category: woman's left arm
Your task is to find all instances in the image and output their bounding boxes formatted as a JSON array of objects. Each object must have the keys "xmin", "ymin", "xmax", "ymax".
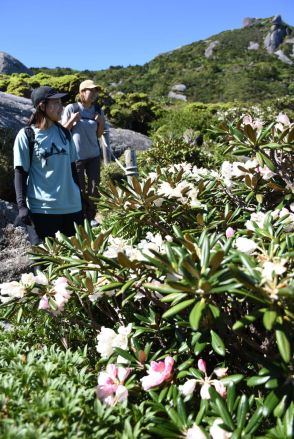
[{"xmin": 95, "ymin": 112, "xmax": 105, "ymax": 137}]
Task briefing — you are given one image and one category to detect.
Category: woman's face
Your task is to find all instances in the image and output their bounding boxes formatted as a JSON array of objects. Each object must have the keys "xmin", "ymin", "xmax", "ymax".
[
  {"xmin": 44, "ymin": 99, "xmax": 63, "ymax": 121},
  {"xmin": 81, "ymin": 88, "xmax": 98, "ymax": 104}
]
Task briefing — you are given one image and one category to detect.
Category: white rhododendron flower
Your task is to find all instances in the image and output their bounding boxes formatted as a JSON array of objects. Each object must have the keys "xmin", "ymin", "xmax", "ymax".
[
  {"xmin": 20, "ymin": 272, "xmax": 36, "ymax": 288},
  {"xmin": 169, "ymin": 162, "xmax": 193, "ymax": 176},
  {"xmin": 262, "ymin": 259, "xmax": 287, "ymax": 281},
  {"xmin": 179, "ymin": 379, "xmax": 197, "ymax": 397},
  {"xmin": 245, "ymin": 211, "xmax": 267, "ymax": 231},
  {"xmin": 104, "ymin": 236, "xmax": 128, "ymax": 258},
  {"xmin": 276, "ymin": 113, "xmax": 290, "ymax": 126},
  {"xmin": 258, "ymin": 165, "xmax": 275, "ymax": 180},
  {"xmin": 214, "ymin": 367, "xmax": 228, "ymax": 378},
  {"xmin": 0, "ymin": 281, "xmax": 26, "ymax": 303},
  {"xmin": 185, "ymin": 424, "xmax": 207, "ymax": 439},
  {"xmin": 34, "ymin": 271, "xmax": 48, "ymax": 285},
  {"xmin": 210, "ymin": 418, "xmax": 232, "ymax": 439},
  {"xmin": 96, "ymin": 324, "xmax": 132, "ymax": 359},
  {"xmin": 235, "ymin": 237, "xmax": 257, "ymax": 254},
  {"xmin": 242, "ymin": 115, "xmax": 263, "ymax": 132}
]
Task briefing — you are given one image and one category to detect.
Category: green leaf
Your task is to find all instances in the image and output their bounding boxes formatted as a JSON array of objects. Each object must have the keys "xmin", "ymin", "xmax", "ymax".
[
  {"xmin": 262, "ymin": 390, "xmax": 279, "ymax": 417},
  {"xmin": 162, "ymin": 299, "xmax": 195, "ymax": 319},
  {"xmin": 189, "ymin": 298, "xmax": 206, "ymax": 330},
  {"xmin": 16, "ymin": 307, "xmax": 23, "ymax": 323},
  {"xmin": 210, "ymin": 387, "xmax": 234, "ymax": 430},
  {"xmin": 221, "ymin": 374, "xmax": 244, "ymax": 385},
  {"xmin": 284, "ymin": 402, "xmax": 294, "ymax": 439},
  {"xmin": 275, "ymin": 329, "xmax": 291, "ymax": 363},
  {"xmin": 247, "ymin": 375, "xmax": 270, "ymax": 387},
  {"xmin": 237, "ymin": 394, "xmax": 249, "ymax": 431},
  {"xmin": 115, "ymin": 347, "xmax": 137, "ymax": 363},
  {"xmin": 210, "ymin": 330, "xmax": 226, "ymax": 356},
  {"xmin": 263, "ymin": 310, "xmax": 277, "ymax": 331}
]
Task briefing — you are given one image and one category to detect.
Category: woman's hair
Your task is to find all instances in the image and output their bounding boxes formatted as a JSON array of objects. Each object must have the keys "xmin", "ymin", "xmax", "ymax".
[
  {"xmin": 79, "ymin": 90, "xmax": 87, "ymax": 105},
  {"xmin": 28, "ymin": 104, "xmax": 48, "ymax": 128}
]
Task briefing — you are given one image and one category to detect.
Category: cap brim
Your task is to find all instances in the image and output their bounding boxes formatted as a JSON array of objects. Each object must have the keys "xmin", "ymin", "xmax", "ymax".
[{"xmin": 47, "ymin": 92, "xmax": 67, "ymax": 99}]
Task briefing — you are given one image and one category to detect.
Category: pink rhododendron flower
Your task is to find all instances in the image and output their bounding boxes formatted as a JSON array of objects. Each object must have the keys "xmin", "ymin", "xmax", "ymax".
[
  {"xmin": 52, "ymin": 277, "xmax": 71, "ymax": 311},
  {"xmin": 213, "ymin": 379, "xmax": 227, "ymax": 398},
  {"xmin": 197, "ymin": 358, "xmax": 207, "ymax": 374},
  {"xmin": 140, "ymin": 356, "xmax": 174, "ymax": 390},
  {"xmin": 38, "ymin": 295, "xmax": 49, "ymax": 310},
  {"xmin": 96, "ymin": 364, "xmax": 131, "ymax": 406},
  {"xmin": 225, "ymin": 227, "xmax": 235, "ymax": 239}
]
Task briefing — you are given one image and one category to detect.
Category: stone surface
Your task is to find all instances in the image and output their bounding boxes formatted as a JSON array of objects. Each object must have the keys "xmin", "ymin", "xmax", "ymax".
[
  {"xmin": 264, "ymin": 16, "xmax": 287, "ymax": 53},
  {"xmin": 248, "ymin": 42, "xmax": 259, "ymax": 50},
  {"xmin": 0, "ymin": 51, "xmax": 32, "ymax": 75},
  {"xmin": 167, "ymin": 91, "xmax": 187, "ymax": 101},
  {"xmin": 274, "ymin": 50, "xmax": 293, "ymax": 65},
  {"xmin": 0, "ymin": 92, "xmax": 32, "ymax": 131},
  {"xmin": 109, "ymin": 127, "xmax": 152, "ymax": 151},
  {"xmin": 205, "ymin": 40, "xmax": 220, "ymax": 58},
  {"xmin": 0, "ymin": 92, "xmax": 152, "ymax": 151},
  {"xmin": 171, "ymin": 84, "xmax": 187, "ymax": 92},
  {"xmin": 0, "ymin": 200, "xmax": 31, "ymax": 283}
]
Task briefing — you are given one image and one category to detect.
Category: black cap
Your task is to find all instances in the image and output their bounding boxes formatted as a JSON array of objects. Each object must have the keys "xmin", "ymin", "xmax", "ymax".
[{"xmin": 31, "ymin": 86, "xmax": 67, "ymax": 108}]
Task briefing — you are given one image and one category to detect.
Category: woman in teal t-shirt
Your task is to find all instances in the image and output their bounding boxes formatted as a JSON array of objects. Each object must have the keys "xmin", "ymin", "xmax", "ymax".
[{"xmin": 14, "ymin": 86, "xmax": 83, "ymax": 241}]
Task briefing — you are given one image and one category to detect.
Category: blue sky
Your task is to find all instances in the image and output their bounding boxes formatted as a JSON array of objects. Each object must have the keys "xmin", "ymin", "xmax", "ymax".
[{"xmin": 1, "ymin": 0, "xmax": 294, "ymax": 71}]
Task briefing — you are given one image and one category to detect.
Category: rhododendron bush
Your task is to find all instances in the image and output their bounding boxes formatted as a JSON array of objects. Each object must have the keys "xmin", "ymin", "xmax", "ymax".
[{"xmin": 0, "ymin": 115, "xmax": 293, "ymax": 438}]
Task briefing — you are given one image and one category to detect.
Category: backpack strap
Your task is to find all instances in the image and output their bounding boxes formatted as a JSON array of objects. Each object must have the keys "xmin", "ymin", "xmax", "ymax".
[
  {"xmin": 54, "ymin": 122, "xmax": 72, "ymax": 143},
  {"xmin": 72, "ymin": 102, "xmax": 80, "ymax": 114},
  {"xmin": 94, "ymin": 103, "xmax": 102, "ymax": 115},
  {"xmin": 24, "ymin": 126, "xmax": 35, "ymax": 166}
]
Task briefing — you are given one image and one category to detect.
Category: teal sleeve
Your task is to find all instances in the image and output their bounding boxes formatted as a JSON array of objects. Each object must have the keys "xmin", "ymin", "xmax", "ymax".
[{"xmin": 13, "ymin": 128, "xmax": 30, "ymax": 172}]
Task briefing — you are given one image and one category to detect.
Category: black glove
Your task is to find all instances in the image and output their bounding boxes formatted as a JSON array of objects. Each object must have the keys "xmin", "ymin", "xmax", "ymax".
[{"xmin": 14, "ymin": 206, "xmax": 32, "ymax": 226}]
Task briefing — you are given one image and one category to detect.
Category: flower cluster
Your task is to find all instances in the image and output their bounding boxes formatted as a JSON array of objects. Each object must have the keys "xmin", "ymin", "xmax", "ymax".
[
  {"xmin": 179, "ymin": 359, "xmax": 227, "ymax": 400},
  {"xmin": 0, "ymin": 271, "xmax": 48, "ymax": 304},
  {"xmin": 96, "ymin": 324, "xmax": 132, "ymax": 361}
]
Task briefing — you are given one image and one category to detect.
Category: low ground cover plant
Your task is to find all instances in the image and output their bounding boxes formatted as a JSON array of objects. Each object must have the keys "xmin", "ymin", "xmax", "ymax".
[{"xmin": 0, "ymin": 113, "xmax": 293, "ymax": 438}]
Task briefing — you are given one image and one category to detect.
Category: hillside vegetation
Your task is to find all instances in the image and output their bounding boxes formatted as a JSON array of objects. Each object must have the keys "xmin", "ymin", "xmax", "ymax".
[{"xmin": 24, "ymin": 16, "xmax": 294, "ymax": 103}]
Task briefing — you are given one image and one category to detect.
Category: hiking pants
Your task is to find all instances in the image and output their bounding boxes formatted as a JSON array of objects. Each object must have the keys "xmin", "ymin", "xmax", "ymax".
[
  {"xmin": 75, "ymin": 157, "xmax": 100, "ymax": 221},
  {"xmin": 31, "ymin": 211, "xmax": 83, "ymax": 239}
]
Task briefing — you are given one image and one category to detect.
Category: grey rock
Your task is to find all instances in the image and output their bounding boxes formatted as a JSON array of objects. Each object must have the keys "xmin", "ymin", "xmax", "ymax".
[
  {"xmin": 264, "ymin": 16, "xmax": 287, "ymax": 53},
  {"xmin": 0, "ymin": 223, "xmax": 31, "ymax": 283},
  {"xmin": 0, "ymin": 51, "xmax": 32, "ymax": 75},
  {"xmin": 171, "ymin": 84, "xmax": 187, "ymax": 92},
  {"xmin": 0, "ymin": 200, "xmax": 31, "ymax": 283},
  {"xmin": 274, "ymin": 50, "xmax": 293, "ymax": 65},
  {"xmin": 272, "ymin": 15, "xmax": 282, "ymax": 26},
  {"xmin": 0, "ymin": 200, "xmax": 18, "ymax": 228},
  {"xmin": 167, "ymin": 91, "xmax": 187, "ymax": 101},
  {"xmin": 109, "ymin": 127, "xmax": 152, "ymax": 151},
  {"xmin": 205, "ymin": 40, "xmax": 220, "ymax": 58},
  {"xmin": 248, "ymin": 41, "xmax": 259, "ymax": 50},
  {"xmin": 0, "ymin": 92, "xmax": 152, "ymax": 151},
  {"xmin": 0, "ymin": 91, "xmax": 32, "ymax": 131},
  {"xmin": 242, "ymin": 17, "xmax": 259, "ymax": 27}
]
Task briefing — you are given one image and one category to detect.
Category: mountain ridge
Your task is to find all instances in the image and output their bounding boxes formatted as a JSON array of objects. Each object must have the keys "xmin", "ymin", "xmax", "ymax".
[{"xmin": 2, "ymin": 15, "xmax": 294, "ymax": 103}]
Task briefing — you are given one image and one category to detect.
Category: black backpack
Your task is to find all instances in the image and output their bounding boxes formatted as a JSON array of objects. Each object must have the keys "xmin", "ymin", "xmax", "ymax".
[
  {"xmin": 25, "ymin": 122, "xmax": 72, "ymax": 165},
  {"xmin": 71, "ymin": 102, "xmax": 102, "ymax": 119}
]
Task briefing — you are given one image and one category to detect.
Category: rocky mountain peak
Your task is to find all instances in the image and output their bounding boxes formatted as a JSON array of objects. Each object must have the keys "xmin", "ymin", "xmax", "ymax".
[{"xmin": 0, "ymin": 51, "xmax": 32, "ymax": 75}]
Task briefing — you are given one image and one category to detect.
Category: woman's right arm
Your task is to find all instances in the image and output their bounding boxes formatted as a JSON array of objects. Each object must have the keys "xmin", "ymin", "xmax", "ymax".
[
  {"xmin": 61, "ymin": 105, "xmax": 81, "ymax": 130},
  {"xmin": 13, "ymin": 129, "xmax": 31, "ymax": 225}
]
